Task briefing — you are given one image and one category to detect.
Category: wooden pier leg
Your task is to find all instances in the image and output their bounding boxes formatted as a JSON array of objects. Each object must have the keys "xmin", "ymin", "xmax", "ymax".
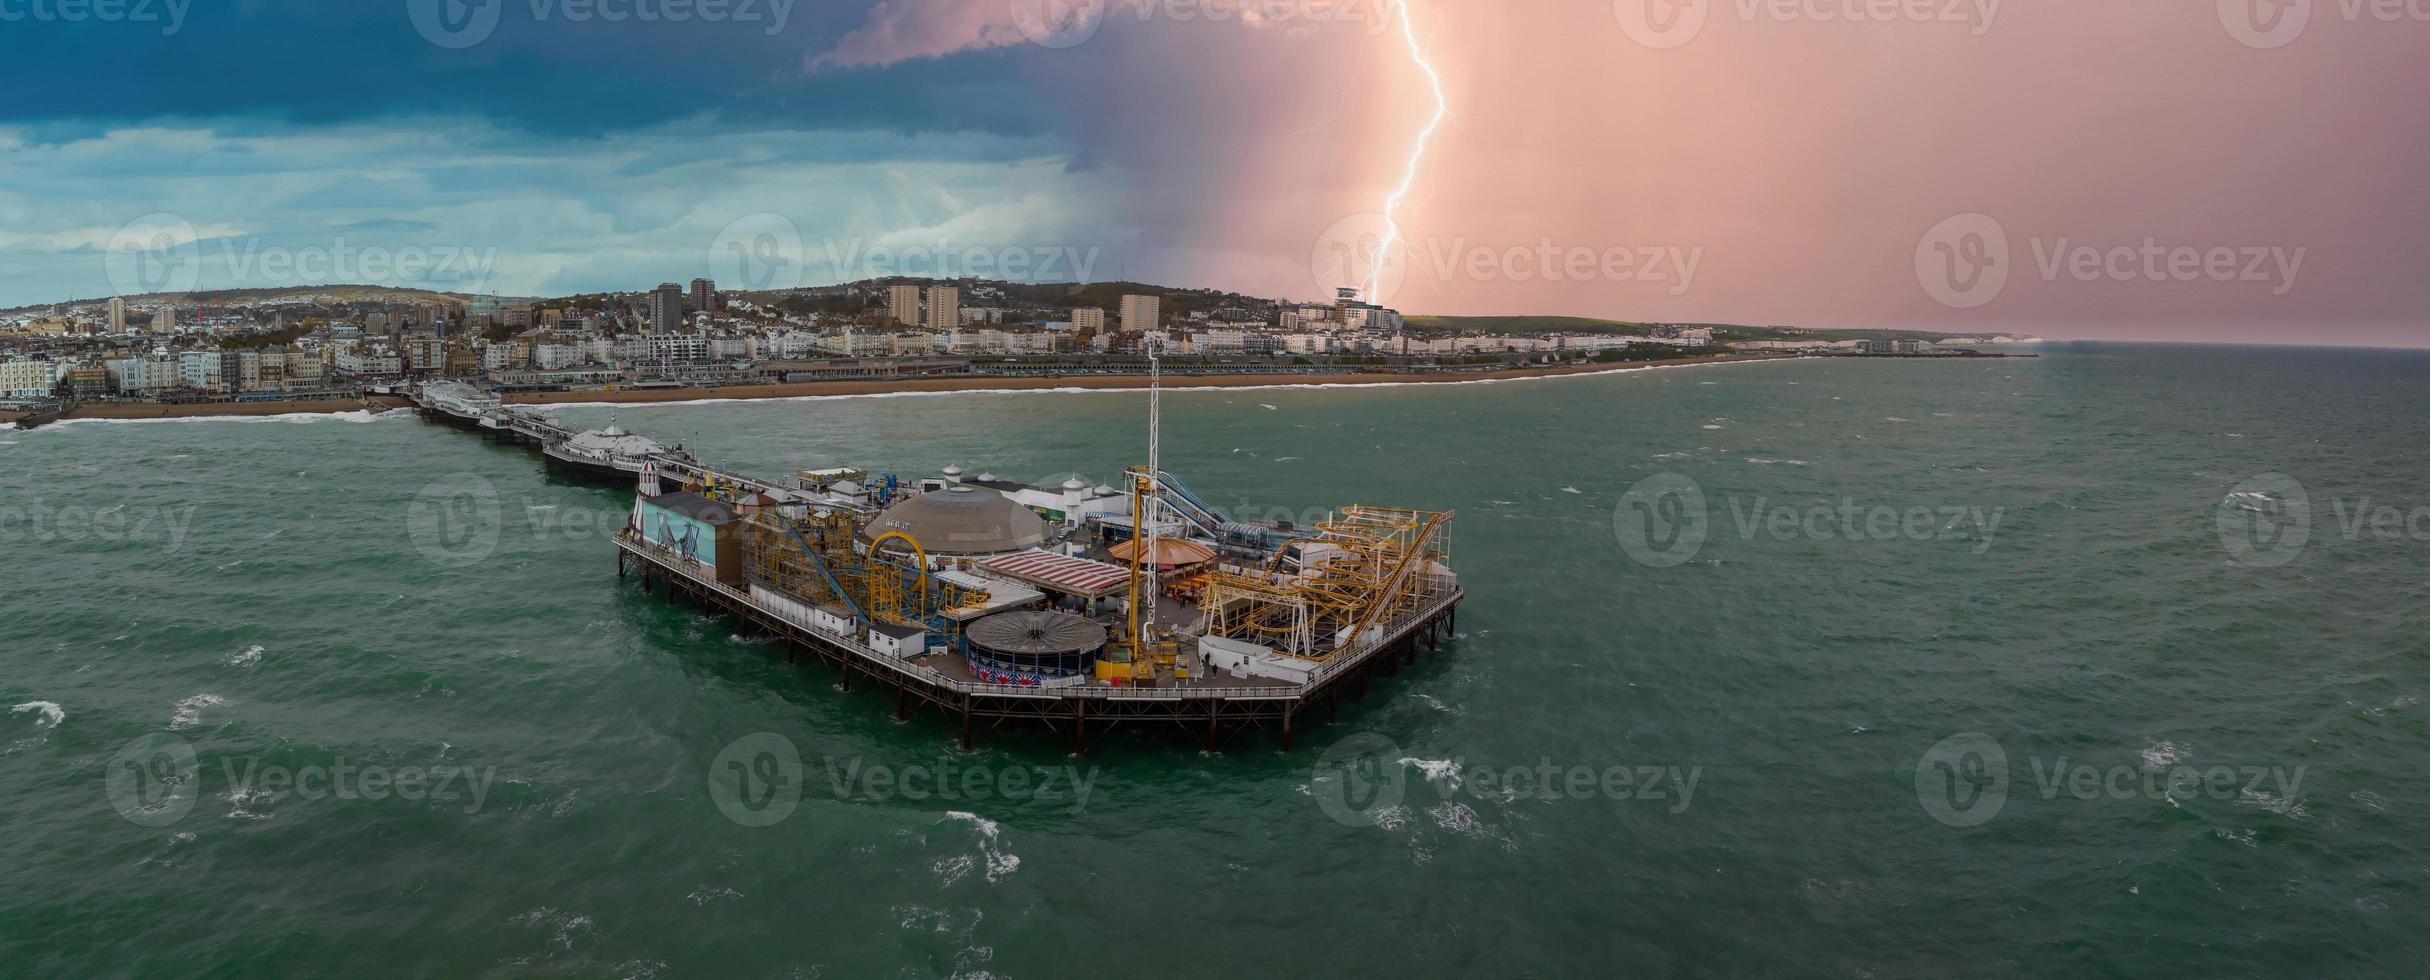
[
  {"xmin": 896, "ymin": 687, "xmax": 911, "ymax": 722},
  {"xmin": 959, "ymin": 700, "xmax": 974, "ymax": 752},
  {"xmin": 1281, "ymin": 708, "xmax": 1294, "ymax": 752},
  {"xmin": 1328, "ymin": 695, "xmax": 1339, "ymax": 724},
  {"xmin": 1071, "ymin": 701, "xmax": 1089, "ymax": 756},
  {"xmin": 1354, "ymin": 673, "xmax": 1367, "ymax": 702}
]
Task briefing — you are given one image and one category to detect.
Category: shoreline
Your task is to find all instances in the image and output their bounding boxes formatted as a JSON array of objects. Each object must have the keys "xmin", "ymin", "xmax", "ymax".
[
  {"xmin": 504, "ymin": 354, "xmax": 1781, "ymax": 407},
  {"xmin": 26, "ymin": 354, "xmax": 1803, "ymax": 425},
  {"xmin": 53, "ymin": 396, "xmax": 409, "ymax": 422}
]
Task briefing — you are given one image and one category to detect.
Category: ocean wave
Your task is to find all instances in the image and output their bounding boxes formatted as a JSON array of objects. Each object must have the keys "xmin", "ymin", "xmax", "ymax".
[
  {"xmin": 227, "ymin": 645, "xmax": 263, "ymax": 667},
  {"xmin": 938, "ymin": 811, "xmax": 1020, "ymax": 884},
  {"xmin": 40, "ymin": 408, "xmax": 411, "ymax": 429},
  {"xmin": 11, "ymin": 700, "xmax": 64, "ymax": 730},
  {"xmin": 170, "ymin": 693, "xmax": 226, "ymax": 730},
  {"xmin": 2139, "ymin": 740, "xmax": 2189, "ymax": 768}
]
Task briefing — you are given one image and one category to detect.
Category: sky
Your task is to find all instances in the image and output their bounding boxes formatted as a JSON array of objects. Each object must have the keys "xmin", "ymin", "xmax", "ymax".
[{"xmin": 0, "ymin": 0, "xmax": 2422, "ymax": 345}]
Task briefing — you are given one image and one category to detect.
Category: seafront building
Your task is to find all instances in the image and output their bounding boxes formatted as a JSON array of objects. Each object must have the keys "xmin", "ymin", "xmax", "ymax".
[{"xmin": 0, "ymin": 278, "xmax": 1805, "ymax": 408}]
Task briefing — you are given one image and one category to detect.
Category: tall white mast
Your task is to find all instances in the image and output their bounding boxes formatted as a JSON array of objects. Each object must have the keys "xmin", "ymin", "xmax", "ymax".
[{"xmin": 1143, "ymin": 335, "xmax": 1162, "ymax": 640}]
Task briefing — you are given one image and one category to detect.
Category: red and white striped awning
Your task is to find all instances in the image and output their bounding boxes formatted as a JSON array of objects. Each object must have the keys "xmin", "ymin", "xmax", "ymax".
[{"xmin": 979, "ymin": 549, "xmax": 1132, "ymax": 599}]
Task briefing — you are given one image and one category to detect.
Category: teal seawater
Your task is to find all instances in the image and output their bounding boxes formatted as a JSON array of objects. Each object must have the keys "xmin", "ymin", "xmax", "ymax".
[{"xmin": 1, "ymin": 345, "xmax": 2423, "ymax": 976}]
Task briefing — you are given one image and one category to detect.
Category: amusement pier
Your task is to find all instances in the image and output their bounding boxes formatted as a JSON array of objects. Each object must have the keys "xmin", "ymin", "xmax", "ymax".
[{"xmin": 410, "ymin": 375, "xmax": 1461, "ymax": 752}]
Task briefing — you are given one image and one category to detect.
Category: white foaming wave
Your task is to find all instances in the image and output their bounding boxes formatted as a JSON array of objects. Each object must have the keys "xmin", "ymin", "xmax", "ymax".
[
  {"xmin": 1401, "ymin": 757, "xmax": 1461, "ymax": 790},
  {"xmin": 227, "ymin": 645, "xmax": 263, "ymax": 667},
  {"xmin": 170, "ymin": 693, "xmax": 226, "ymax": 730},
  {"xmin": 2238, "ymin": 790, "xmax": 2309, "ymax": 819},
  {"xmin": 685, "ymin": 885, "xmax": 742, "ymax": 905},
  {"xmin": 1745, "ymin": 458, "xmax": 1810, "ymax": 466},
  {"xmin": 40, "ymin": 408, "xmax": 411, "ymax": 429},
  {"xmin": 510, "ymin": 357, "xmax": 1825, "ymax": 411},
  {"xmin": 2140, "ymin": 740, "xmax": 2189, "ymax": 769},
  {"xmin": 1369, "ymin": 805, "xmax": 1410, "ymax": 832},
  {"xmin": 11, "ymin": 700, "xmax": 64, "ymax": 730},
  {"xmin": 1428, "ymin": 801, "xmax": 1488, "ymax": 838},
  {"xmin": 223, "ymin": 787, "xmax": 274, "ymax": 820},
  {"xmin": 939, "ymin": 811, "xmax": 1020, "ymax": 883},
  {"xmin": 1652, "ymin": 451, "xmax": 1692, "ymax": 460}
]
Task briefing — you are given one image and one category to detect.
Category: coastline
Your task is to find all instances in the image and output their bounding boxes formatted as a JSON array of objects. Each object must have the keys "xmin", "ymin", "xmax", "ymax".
[
  {"xmin": 55, "ymin": 396, "xmax": 410, "ymax": 422},
  {"xmin": 502, "ymin": 354, "xmax": 1780, "ymax": 408},
  {"xmin": 23, "ymin": 354, "xmax": 1799, "ymax": 425}
]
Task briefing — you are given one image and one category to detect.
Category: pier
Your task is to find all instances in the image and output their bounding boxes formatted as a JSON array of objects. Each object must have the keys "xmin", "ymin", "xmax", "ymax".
[{"xmin": 408, "ymin": 382, "xmax": 1463, "ymax": 752}]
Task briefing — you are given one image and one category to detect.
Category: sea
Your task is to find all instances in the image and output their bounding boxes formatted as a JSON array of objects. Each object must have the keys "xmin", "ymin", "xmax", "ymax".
[{"xmin": 1, "ymin": 343, "xmax": 2422, "ymax": 976}]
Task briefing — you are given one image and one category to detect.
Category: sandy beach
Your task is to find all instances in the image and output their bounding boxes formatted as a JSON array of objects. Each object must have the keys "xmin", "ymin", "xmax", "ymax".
[{"xmin": 21, "ymin": 355, "xmax": 1780, "ymax": 425}]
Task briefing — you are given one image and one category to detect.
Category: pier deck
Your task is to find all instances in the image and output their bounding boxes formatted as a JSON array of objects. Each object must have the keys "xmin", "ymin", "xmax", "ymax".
[{"xmin": 617, "ymin": 533, "xmax": 1460, "ymax": 752}]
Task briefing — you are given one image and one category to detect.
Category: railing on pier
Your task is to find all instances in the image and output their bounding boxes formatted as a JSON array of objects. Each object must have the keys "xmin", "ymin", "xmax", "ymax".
[{"xmin": 619, "ymin": 532, "xmax": 1458, "ymax": 704}]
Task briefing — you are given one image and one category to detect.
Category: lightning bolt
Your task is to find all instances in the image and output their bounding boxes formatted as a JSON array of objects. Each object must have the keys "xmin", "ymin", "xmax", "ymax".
[{"xmin": 1369, "ymin": 0, "xmax": 1448, "ymax": 302}]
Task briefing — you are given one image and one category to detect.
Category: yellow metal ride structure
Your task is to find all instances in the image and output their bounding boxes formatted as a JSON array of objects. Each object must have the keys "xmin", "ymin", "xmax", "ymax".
[
  {"xmin": 1196, "ymin": 506, "xmax": 1455, "ymax": 662},
  {"xmin": 741, "ymin": 507, "xmax": 987, "ymax": 644}
]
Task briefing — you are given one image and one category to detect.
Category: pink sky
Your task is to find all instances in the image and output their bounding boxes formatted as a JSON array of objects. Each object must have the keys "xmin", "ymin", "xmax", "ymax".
[{"xmin": 816, "ymin": 0, "xmax": 2428, "ymax": 345}]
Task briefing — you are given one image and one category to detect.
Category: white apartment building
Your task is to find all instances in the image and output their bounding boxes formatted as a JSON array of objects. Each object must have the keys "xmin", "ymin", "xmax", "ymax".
[
  {"xmin": 1071, "ymin": 307, "xmax": 1106, "ymax": 334},
  {"xmin": 0, "ymin": 358, "xmax": 57, "ymax": 400}
]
